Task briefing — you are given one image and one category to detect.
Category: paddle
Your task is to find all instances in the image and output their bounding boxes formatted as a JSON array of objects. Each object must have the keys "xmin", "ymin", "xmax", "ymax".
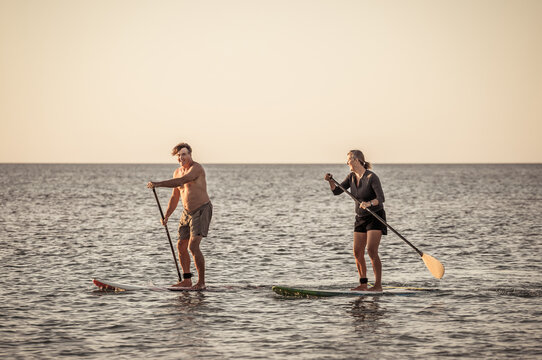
[
  {"xmin": 330, "ymin": 176, "xmax": 445, "ymax": 279},
  {"xmin": 152, "ymin": 188, "xmax": 182, "ymax": 282}
]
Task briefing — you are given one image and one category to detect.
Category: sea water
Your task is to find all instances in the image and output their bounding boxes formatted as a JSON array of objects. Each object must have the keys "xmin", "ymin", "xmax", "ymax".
[{"xmin": 1, "ymin": 164, "xmax": 541, "ymax": 359}]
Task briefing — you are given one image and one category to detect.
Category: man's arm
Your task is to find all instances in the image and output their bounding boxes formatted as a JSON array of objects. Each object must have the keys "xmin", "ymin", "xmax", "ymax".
[
  {"xmin": 162, "ymin": 187, "xmax": 180, "ymax": 225},
  {"xmin": 147, "ymin": 164, "xmax": 202, "ymax": 189}
]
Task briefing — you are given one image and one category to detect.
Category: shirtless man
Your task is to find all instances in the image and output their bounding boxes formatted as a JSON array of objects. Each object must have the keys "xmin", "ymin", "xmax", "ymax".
[{"xmin": 147, "ymin": 142, "xmax": 212, "ymax": 290}]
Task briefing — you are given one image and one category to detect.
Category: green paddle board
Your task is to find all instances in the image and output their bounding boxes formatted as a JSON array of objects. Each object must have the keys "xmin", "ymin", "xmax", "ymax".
[{"xmin": 272, "ymin": 285, "xmax": 431, "ymax": 297}]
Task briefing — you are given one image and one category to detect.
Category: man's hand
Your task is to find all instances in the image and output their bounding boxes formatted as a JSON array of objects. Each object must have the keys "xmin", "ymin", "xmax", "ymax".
[
  {"xmin": 324, "ymin": 173, "xmax": 333, "ymax": 181},
  {"xmin": 147, "ymin": 181, "xmax": 156, "ymax": 189},
  {"xmin": 161, "ymin": 216, "xmax": 168, "ymax": 226}
]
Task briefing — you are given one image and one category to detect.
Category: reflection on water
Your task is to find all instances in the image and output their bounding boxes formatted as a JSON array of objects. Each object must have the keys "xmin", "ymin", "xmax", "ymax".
[
  {"xmin": 173, "ymin": 293, "xmax": 206, "ymax": 311},
  {"xmin": 348, "ymin": 297, "xmax": 385, "ymax": 332}
]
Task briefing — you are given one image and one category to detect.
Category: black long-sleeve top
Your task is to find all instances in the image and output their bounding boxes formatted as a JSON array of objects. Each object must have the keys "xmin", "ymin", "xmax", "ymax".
[{"xmin": 332, "ymin": 170, "xmax": 385, "ymax": 217}]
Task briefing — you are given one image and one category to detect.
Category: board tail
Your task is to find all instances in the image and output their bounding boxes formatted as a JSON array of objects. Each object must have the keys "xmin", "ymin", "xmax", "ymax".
[{"xmin": 93, "ymin": 279, "xmax": 118, "ymax": 291}]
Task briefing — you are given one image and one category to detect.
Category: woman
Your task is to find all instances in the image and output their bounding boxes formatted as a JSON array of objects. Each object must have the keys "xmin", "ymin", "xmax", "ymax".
[{"xmin": 325, "ymin": 150, "xmax": 387, "ymax": 291}]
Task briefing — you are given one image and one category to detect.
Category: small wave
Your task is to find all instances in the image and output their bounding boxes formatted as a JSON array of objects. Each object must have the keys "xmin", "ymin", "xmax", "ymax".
[{"xmin": 490, "ymin": 287, "xmax": 542, "ymax": 298}]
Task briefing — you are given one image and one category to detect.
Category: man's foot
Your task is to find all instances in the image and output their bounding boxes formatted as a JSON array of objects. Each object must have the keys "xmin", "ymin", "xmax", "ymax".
[
  {"xmin": 367, "ymin": 285, "xmax": 382, "ymax": 292},
  {"xmin": 172, "ymin": 279, "xmax": 192, "ymax": 288},
  {"xmin": 191, "ymin": 283, "xmax": 206, "ymax": 291},
  {"xmin": 351, "ymin": 284, "xmax": 369, "ymax": 291}
]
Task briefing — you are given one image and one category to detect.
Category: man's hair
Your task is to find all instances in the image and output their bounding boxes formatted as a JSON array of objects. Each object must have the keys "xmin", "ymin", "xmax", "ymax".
[{"xmin": 171, "ymin": 142, "xmax": 192, "ymax": 156}]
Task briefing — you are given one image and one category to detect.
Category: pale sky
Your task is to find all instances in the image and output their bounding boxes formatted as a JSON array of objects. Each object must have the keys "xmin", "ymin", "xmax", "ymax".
[{"xmin": 1, "ymin": 0, "xmax": 541, "ymax": 164}]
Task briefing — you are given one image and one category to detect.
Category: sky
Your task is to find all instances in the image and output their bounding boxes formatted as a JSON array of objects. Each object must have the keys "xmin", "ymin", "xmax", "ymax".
[{"xmin": 1, "ymin": 0, "xmax": 541, "ymax": 164}]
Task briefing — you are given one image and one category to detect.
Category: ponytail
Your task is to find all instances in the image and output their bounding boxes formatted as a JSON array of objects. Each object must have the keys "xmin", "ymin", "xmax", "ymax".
[{"xmin": 348, "ymin": 150, "xmax": 372, "ymax": 170}]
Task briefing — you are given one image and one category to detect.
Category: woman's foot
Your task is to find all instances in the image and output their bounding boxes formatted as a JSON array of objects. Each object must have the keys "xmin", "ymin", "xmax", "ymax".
[{"xmin": 351, "ymin": 284, "xmax": 369, "ymax": 291}]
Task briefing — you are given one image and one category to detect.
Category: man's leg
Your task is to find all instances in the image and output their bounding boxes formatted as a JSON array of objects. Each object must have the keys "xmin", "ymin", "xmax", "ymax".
[
  {"xmin": 174, "ymin": 238, "xmax": 192, "ymax": 287},
  {"xmin": 189, "ymin": 235, "xmax": 205, "ymax": 289}
]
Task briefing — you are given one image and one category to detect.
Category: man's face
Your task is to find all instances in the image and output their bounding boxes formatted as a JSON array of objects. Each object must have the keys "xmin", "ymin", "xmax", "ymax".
[{"xmin": 176, "ymin": 148, "xmax": 192, "ymax": 167}]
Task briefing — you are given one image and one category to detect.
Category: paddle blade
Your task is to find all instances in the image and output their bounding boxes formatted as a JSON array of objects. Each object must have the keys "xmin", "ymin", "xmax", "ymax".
[{"xmin": 421, "ymin": 253, "xmax": 445, "ymax": 279}]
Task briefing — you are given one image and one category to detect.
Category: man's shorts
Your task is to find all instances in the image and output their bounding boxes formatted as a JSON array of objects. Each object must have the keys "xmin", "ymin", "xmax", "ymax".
[
  {"xmin": 178, "ymin": 202, "xmax": 213, "ymax": 240},
  {"xmin": 354, "ymin": 209, "xmax": 387, "ymax": 235}
]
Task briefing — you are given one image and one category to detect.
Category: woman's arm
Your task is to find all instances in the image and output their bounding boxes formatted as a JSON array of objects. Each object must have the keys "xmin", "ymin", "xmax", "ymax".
[
  {"xmin": 331, "ymin": 174, "xmax": 351, "ymax": 196},
  {"xmin": 370, "ymin": 173, "xmax": 385, "ymax": 205}
]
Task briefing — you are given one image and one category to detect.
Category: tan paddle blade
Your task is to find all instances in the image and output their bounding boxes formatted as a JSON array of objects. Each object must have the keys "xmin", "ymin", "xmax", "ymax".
[{"xmin": 421, "ymin": 253, "xmax": 445, "ymax": 279}]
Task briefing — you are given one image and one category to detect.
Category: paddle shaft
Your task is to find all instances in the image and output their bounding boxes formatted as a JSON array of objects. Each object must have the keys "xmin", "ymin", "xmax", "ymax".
[
  {"xmin": 331, "ymin": 177, "xmax": 424, "ymax": 257},
  {"xmin": 152, "ymin": 188, "xmax": 182, "ymax": 282}
]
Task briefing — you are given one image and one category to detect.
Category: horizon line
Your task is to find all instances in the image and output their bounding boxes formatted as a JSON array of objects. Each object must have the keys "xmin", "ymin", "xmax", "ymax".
[{"xmin": 1, "ymin": 162, "xmax": 541, "ymax": 165}]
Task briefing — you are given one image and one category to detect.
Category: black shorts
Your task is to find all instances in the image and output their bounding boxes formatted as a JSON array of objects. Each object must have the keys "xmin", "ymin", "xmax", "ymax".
[{"xmin": 354, "ymin": 209, "xmax": 387, "ymax": 235}]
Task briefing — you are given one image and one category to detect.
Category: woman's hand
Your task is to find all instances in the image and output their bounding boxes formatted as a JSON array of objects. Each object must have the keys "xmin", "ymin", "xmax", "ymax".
[
  {"xmin": 359, "ymin": 201, "xmax": 371, "ymax": 209},
  {"xmin": 324, "ymin": 173, "xmax": 333, "ymax": 181}
]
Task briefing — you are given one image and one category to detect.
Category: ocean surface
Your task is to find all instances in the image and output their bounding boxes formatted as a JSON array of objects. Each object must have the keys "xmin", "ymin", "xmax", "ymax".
[{"xmin": 1, "ymin": 163, "xmax": 541, "ymax": 359}]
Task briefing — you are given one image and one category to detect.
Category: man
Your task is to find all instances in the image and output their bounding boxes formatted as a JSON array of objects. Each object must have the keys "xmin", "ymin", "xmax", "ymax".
[{"xmin": 147, "ymin": 142, "xmax": 212, "ymax": 290}]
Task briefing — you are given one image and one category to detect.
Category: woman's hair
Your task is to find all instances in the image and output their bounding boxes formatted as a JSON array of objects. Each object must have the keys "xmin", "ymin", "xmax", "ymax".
[
  {"xmin": 348, "ymin": 150, "xmax": 372, "ymax": 169},
  {"xmin": 171, "ymin": 142, "xmax": 192, "ymax": 156}
]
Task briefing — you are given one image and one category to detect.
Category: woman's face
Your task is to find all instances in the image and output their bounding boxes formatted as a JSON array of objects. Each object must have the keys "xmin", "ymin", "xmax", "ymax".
[{"xmin": 347, "ymin": 154, "xmax": 356, "ymax": 171}]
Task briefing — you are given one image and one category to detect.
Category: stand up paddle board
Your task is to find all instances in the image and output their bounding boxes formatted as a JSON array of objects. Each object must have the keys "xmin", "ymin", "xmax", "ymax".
[
  {"xmin": 272, "ymin": 285, "xmax": 425, "ymax": 297},
  {"xmin": 93, "ymin": 278, "xmax": 205, "ymax": 292}
]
